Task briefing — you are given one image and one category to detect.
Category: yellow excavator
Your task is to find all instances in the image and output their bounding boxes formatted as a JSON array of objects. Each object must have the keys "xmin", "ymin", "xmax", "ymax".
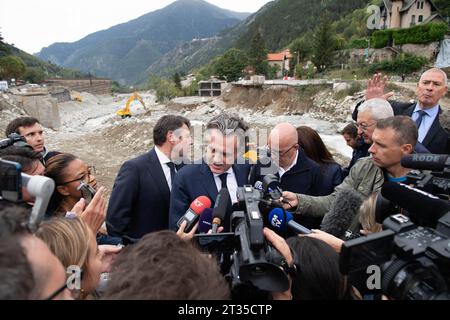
[{"xmin": 116, "ymin": 92, "xmax": 147, "ymax": 118}]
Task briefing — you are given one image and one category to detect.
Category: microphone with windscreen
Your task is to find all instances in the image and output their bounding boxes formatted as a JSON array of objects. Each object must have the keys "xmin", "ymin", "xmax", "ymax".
[
  {"xmin": 381, "ymin": 181, "xmax": 450, "ymax": 228},
  {"xmin": 198, "ymin": 208, "xmax": 213, "ymax": 234},
  {"xmin": 401, "ymin": 154, "xmax": 450, "ymax": 171},
  {"xmin": 268, "ymin": 208, "xmax": 312, "ymax": 236},
  {"xmin": 212, "ymin": 188, "xmax": 230, "ymax": 233},
  {"xmin": 176, "ymin": 196, "xmax": 212, "ymax": 232}
]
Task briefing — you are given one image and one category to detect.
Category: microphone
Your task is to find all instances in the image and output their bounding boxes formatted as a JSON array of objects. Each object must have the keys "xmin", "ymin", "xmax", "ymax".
[
  {"xmin": 380, "ymin": 182, "xmax": 450, "ymax": 228},
  {"xmin": 212, "ymin": 188, "xmax": 230, "ymax": 233},
  {"xmin": 254, "ymin": 181, "xmax": 263, "ymax": 191},
  {"xmin": 176, "ymin": 196, "xmax": 212, "ymax": 232},
  {"xmin": 320, "ymin": 188, "xmax": 365, "ymax": 239},
  {"xmin": 198, "ymin": 208, "xmax": 213, "ymax": 234},
  {"xmin": 268, "ymin": 208, "xmax": 312, "ymax": 235},
  {"xmin": 401, "ymin": 154, "xmax": 450, "ymax": 171}
]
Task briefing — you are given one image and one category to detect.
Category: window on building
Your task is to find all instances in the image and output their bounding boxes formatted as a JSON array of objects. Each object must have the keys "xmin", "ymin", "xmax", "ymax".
[
  {"xmin": 418, "ymin": 15, "xmax": 423, "ymax": 23},
  {"xmin": 421, "ymin": 2, "xmax": 424, "ymax": 9},
  {"xmin": 417, "ymin": 1, "xmax": 420, "ymax": 9},
  {"xmin": 411, "ymin": 15, "xmax": 416, "ymax": 27}
]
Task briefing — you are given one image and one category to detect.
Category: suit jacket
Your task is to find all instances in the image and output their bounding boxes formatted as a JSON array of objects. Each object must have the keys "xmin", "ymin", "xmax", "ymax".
[
  {"xmin": 169, "ymin": 162, "xmax": 250, "ymax": 231},
  {"xmin": 353, "ymin": 100, "xmax": 449, "ymax": 154},
  {"xmin": 106, "ymin": 148, "xmax": 172, "ymax": 240}
]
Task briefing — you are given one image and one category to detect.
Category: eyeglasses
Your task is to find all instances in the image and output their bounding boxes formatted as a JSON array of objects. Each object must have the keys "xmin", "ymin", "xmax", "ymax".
[
  {"xmin": 356, "ymin": 122, "xmax": 376, "ymax": 131},
  {"xmin": 44, "ymin": 282, "xmax": 68, "ymax": 300},
  {"xmin": 59, "ymin": 166, "xmax": 96, "ymax": 186},
  {"xmin": 266, "ymin": 144, "xmax": 298, "ymax": 158}
]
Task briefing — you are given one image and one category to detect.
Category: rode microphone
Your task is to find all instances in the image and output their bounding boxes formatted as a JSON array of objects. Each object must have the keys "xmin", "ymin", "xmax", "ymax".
[
  {"xmin": 198, "ymin": 208, "xmax": 213, "ymax": 234},
  {"xmin": 268, "ymin": 208, "xmax": 312, "ymax": 235},
  {"xmin": 401, "ymin": 154, "xmax": 450, "ymax": 171},
  {"xmin": 211, "ymin": 188, "xmax": 230, "ymax": 233},
  {"xmin": 381, "ymin": 182, "xmax": 450, "ymax": 228},
  {"xmin": 176, "ymin": 196, "xmax": 212, "ymax": 232}
]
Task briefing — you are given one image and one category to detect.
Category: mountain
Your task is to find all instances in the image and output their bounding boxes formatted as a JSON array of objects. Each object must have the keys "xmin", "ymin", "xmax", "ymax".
[
  {"xmin": 147, "ymin": 0, "xmax": 371, "ymax": 77},
  {"xmin": 36, "ymin": 0, "xmax": 250, "ymax": 85}
]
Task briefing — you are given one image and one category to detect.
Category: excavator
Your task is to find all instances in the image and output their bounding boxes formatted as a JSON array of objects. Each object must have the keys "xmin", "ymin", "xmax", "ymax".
[{"xmin": 116, "ymin": 92, "xmax": 147, "ymax": 118}]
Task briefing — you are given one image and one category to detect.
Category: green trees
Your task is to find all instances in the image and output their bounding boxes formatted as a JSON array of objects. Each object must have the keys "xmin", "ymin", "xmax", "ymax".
[
  {"xmin": 248, "ymin": 31, "xmax": 269, "ymax": 76},
  {"xmin": 0, "ymin": 55, "xmax": 26, "ymax": 80},
  {"xmin": 172, "ymin": 72, "xmax": 182, "ymax": 90},
  {"xmin": 312, "ymin": 13, "xmax": 337, "ymax": 72},
  {"xmin": 213, "ymin": 48, "xmax": 247, "ymax": 81}
]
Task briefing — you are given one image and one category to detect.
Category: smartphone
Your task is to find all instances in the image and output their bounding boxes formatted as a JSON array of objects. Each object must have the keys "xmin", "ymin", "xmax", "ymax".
[
  {"xmin": 0, "ymin": 159, "xmax": 22, "ymax": 202},
  {"xmin": 77, "ymin": 181, "xmax": 96, "ymax": 205}
]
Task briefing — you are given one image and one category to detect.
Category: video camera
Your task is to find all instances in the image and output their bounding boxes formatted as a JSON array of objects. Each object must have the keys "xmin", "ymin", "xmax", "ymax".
[
  {"xmin": 339, "ymin": 181, "xmax": 450, "ymax": 300},
  {"xmin": 0, "ymin": 133, "xmax": 29, "ymax": 150},
  {"xmin": 195, "ymin": 180, "xmax": 290, "ymax": 297},
  {"xmin": 0, "ymin": 158, "xmax": 55, "ymax": 232}
]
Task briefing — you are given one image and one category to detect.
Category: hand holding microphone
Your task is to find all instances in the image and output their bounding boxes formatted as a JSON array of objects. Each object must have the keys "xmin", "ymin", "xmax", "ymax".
[
  {"xmin": 176, "ymin": 196, "xmax": 212, "ymax": 233},
  {"xmin": 211, "ymin": 188, "xmax": 230, "ymax": 233},
  {"xmin": 268, "ymin": 208, "xmax": 311, "ymax": 235}
]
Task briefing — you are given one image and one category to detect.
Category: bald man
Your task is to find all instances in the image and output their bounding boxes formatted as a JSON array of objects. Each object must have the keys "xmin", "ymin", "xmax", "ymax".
[
  {"xmin": 353, "ymin": 68, "xmax": 449, "ymax": 154},
  {"xmin": 249, "ymin": 123, "xmax": 323, "ymax": 228}
]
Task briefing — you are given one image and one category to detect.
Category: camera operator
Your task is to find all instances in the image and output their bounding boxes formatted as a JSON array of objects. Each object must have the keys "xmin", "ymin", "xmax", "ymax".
[
  {"xmin": 0, "ymin": 201, "xmax": 72, "ymax": 300},
  {"xmin": 102, "ymin": 230, "xmax": 230, "ymax": 300},
  {"xmin": 282, "ymin": 116, "xmax": 418, "ymax": 222},
  {"xmin": 5, "ymin": 117, "xmax": 58, "ymax": 163}
]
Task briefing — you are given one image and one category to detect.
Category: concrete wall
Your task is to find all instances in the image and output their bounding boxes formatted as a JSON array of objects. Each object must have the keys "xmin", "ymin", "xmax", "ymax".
[
  {"xmin": 12, "ymin": 94, "xmax": 61, "ymax": 129},
  {"xmin": 45, "ymin": 79, "xmax": 112, "ymax": 95}
]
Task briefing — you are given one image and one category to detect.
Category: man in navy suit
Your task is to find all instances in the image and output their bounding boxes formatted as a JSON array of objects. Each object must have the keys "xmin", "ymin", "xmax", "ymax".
[
  {"xmin": 106, "ymin": 115, "xmax": 192, "ymax": 241},
  {"xmin": 353, "ymin": 68, "xmax": 449, "ymax": 154},
  {"xmin": 169, "ymin": 114, "xmax": 250, "ymax": 232}
]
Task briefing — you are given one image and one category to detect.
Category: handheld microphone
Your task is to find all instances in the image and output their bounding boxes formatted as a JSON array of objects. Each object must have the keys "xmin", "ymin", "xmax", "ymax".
[
  {"xmin": 320, "ymin": 187, "xmax": 365, "ymax": 239},
  {"xmin": 176, "ymin": 196, "xmax": 211, "ymax": 232},
  {"xmin": 211, "ymin": 188, "xmax": 230, "ymax": 233},
  {"xmin": 268, "ymin": 208, "xmax": 312, "ymax": 235},
  {"xmin": 198, "ymin": 208, "xmax": 213, "ymax": 234},
  {"xmin": 254, "ymin": 181, "xmax": 263, "ymax": 191},
  {"xmin": 401, "ymin": 154, "xmax": 450, "ymax": 171},
  {"xmin": 380, "ymin": 182, "xmax": 450, "ymax": 228}
]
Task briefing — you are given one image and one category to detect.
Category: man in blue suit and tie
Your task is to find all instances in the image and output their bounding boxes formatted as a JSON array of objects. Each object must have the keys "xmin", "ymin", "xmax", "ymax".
[
  {"xmin": 106, "ymin": 115, "xmax": 192, "ymax": 242},
  {"xmin": 169, "ymin": 113, "xmax": 250, "ymax": 232}
]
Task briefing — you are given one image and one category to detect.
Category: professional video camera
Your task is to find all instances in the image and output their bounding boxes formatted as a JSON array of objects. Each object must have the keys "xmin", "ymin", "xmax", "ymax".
[
  {"xmin": 401, "ymin": 154, "xmax": 450, "ymax": 198},
  {"xmin": 195, "ymin": 183, "xmax": 290, "ymax": 297},
  {"xmin": 339, "ymin": 182, "xmax": 450, "ymax": 300},
  {"xmin": 0, "ymin": 158, "xmax": 54, "ymax": 232},
  {"xmin": 0, "ymin": 133, "xmax": 29, "ymax": 150}
]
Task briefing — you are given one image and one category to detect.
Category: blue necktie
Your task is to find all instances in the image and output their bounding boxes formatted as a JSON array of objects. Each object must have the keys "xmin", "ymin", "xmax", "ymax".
[
  {"xmin": 166, "ymin": 162, "xmax": 176, "ymax": 187},
  {"xmin": 415, "ymin": 110, "xmax": 428, "ymax": 129}
]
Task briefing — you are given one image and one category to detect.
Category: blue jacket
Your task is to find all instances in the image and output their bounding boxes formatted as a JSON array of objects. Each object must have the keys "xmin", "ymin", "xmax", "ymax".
[{"xmin": 169, "ymin": 162, "xmax": 250, "ymax": 231}]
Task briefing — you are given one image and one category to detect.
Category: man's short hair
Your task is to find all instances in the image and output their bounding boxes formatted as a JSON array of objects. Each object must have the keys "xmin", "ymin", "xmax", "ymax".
[
  {"xmin": 421, "ymin": 68, "xmax": 448, "ymax": 85},
  {"xmin": 375, "ymin": 116, "xmax": 418, "ymax": 147},
  {"xmin": 206, "ymin": 113, "xmax": 249, "ymax": 134},
  {"xmin": 153, "ymin": 115, "xmax": 191, "ymax": 146},
  {"xmin": 0, "ymin": 146, "xmax": 43, "ymax": 172},
  {"xmin": 103, "ymin": 231, "xmax": 230, "ymax": 300},
  {"xmin": 0, "ymin": 236, "xmax": 35, "ymax": 299},
  {"xmin": 359, "ymin": 98, "xmax": 394, "ymax": 121},
  {"xmin": 0, "ymin": 201, "xmax": 31, "ymax": 238},
  {"xmin": 341, "ymin": 123, "xmax": 358, "ymax": 138},
  {"xmin": 5, "ymin": 117, "xmax": 40, "ymax": 137}
]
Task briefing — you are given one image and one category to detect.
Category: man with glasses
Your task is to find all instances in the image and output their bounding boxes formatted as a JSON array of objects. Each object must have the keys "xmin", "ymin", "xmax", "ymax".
[
  {"xmin": 353, "ymin": 69, "xmax": 449, "ymax": 154},
  {"xmin": 249, "ymin": 123, "xmax": 323, "ymax": 228}
]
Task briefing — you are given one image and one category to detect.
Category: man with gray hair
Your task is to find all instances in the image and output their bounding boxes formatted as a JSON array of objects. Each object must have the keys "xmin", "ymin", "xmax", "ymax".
[
  {"xmin": 169, "ymin": 113, "xmax": 250, "ymax": 231},
  {"xmin": 353, "ymin": 68, "xmax": 449, "ymax": 154}
]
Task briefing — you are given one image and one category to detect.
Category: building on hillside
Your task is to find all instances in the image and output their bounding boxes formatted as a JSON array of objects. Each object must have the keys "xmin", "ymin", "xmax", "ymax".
[
  {"xmin": 198, "ymin": 79, "xmax": 226, "ymax": 97},
  {"xmin": 267, "ymin": 49, "xmax": 293, "ymax": 78},
  {"xmin": 380, "ymin": 0, "xmax": 445, "ymax": 29}
]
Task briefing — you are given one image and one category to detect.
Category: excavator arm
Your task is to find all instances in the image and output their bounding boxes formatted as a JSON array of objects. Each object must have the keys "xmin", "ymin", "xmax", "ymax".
[{"xmin": 116, "ymin": 92, "xmax": 147, "ymax": 118}]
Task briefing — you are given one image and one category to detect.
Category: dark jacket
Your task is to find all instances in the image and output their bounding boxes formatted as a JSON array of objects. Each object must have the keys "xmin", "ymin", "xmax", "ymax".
[
  {"xmin": 169, "ymin": 162, "xmax": 250, "ymax": 231},
  {"xmin": 106, "ymin": 148, "xmax": 172, "ymax": 240},
  {"xmin": 320, "ymin": 162, "xmax": 344, "ymax": 195},
  {"xmin": 353, "ymin": 100, "xmax": 449, "ymax": 154}
]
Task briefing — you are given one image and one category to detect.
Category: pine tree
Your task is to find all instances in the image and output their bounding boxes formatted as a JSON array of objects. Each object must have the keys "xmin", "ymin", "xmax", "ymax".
[
  {"xmin": 312, "ymin": 12, "xmax": 337, "ymax": 72},
  {"xmin": 248, "ymin": 31, "xmax": 269, "ymax": 76},
  {"xmin": 172, "ymin": 72, "xmax": 182, "ymax": 89}
]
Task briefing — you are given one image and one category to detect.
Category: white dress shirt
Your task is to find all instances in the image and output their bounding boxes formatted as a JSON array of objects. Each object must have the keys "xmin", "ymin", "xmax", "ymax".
[
  {"xmin": 154, "ymin": 146, "xmax": 175, "ymax": 191},
  {"xmin": 213, "ymin": 167, "xmax": 238, "ymax": 204},
  {"xmin": 278, "ymin": 150, "xmax": 299, "ymax": 178},
  {"xmin": 411, "ymin": 103, "xmax": 439, "ymax": 143}
]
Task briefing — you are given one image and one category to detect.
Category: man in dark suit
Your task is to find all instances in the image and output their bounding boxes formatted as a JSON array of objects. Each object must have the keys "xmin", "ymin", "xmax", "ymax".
[
  {"xmin": 353, "ymin": 69, "xmax": 449, "ymax": 154},
  {"xmin": 249, "ymin": 123, "xmax": 323, "ymax": 228},
  {"xmin": 106, "ymin": 115, "xmax": 192, "ymax": 241},
  {"xmin": 169, "ymin": 114, "xmax": 250, "ymax": 232}
]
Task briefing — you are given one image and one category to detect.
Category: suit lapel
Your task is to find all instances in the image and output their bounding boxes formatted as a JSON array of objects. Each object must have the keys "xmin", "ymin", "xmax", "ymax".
[
  {"xmin": 232, "ymin": 165, "xmax": 249, "ymax": 186},
  {"xmin": 422, "ymin": 113, "xmax": 442, "ymax": 148},
  {"xmin": 145, "ymin": 148, "xmax": 171, "ymax": 203},
  {"xmin": 200, "ymin": 163, "xmax": 219, "ymax": 201}
]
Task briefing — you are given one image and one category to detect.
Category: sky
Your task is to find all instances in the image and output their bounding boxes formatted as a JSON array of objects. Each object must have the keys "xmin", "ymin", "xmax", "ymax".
[{"xmin": 0, "ymin": 0, "xmax": 272, "ymax": 54}]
